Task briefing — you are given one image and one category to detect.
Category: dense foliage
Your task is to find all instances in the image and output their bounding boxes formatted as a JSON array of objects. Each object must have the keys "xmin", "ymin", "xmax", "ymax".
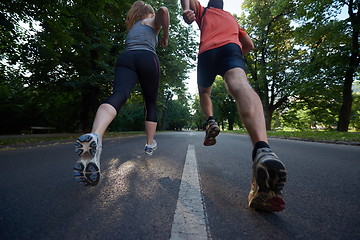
[
  {"xmin": 1, "ymin": 0, "xmax": 359, "ymax": 134},
  {"xmin": 0, "ymin": 0, "xmax": 197, "ymax": 134},
  {"xmin": 237, "ymin": 0, "xmax": 359, "ymax": 131}
]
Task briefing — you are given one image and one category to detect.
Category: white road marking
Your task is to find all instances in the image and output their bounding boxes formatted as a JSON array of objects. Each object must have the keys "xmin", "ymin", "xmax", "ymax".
[{"xmin": 170, "ymin": 145, "xmax": 210, "ymax": 240}]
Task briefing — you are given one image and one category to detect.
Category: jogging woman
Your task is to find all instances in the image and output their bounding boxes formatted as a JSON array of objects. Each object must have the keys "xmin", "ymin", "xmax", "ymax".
[{"xmin": 74, "ymin": 1, "xmax": 169, "ymax": 186}]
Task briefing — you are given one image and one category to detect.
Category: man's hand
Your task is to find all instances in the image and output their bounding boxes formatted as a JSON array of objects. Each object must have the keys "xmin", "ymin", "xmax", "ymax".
[{"xmin": 182, "ymin": 9, "xmax": 196, "ymax": 24}]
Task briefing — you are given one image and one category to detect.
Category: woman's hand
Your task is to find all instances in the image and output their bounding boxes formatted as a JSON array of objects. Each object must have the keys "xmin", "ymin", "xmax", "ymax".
[{"xmin": 159, "ymin": 35, "xmax": 169, "ymax": 47}]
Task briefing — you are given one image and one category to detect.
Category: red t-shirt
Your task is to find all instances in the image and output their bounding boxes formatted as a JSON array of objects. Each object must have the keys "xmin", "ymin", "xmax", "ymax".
[{"xmin": 195, "ymin": 2, "xmax": 247, "ymax": 54}]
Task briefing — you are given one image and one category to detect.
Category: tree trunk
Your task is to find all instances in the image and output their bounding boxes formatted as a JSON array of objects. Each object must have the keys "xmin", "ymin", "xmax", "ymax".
[
  {"xmin": 337, "ymin": 69, "xmax": 355, "ymax": 132},
  {"xmin": 161, "ymin": 109, "xmax": 166, "ymax": 131},
  {"xmin": 228, "ymin": 119, "xmax": 234, "ymax": 130},
  {"xmin": 263, "ymin": 106, "xmax": 272, "ymax": 131},
  {"xmin": 337, "ymin": 1, "xmax": 359, "ymax": 132},
  {"xmin": 80, "ymin": 86, "xmax": 100, "ymax": 133},
  {"xmin": 160, "ymin": 91, "xmax": 173, "ymax": 131}
]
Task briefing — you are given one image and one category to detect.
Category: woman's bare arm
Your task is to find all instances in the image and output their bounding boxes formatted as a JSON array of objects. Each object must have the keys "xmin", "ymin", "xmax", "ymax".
[{"xmin": 155, "ymin": 7, "xmax": 169, "ymax": 46}]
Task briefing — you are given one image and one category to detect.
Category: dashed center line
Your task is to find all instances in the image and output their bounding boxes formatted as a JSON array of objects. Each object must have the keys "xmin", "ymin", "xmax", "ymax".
[{"xmin": 170, "ymin": 145, "xmax": 209, "ymax": 240}]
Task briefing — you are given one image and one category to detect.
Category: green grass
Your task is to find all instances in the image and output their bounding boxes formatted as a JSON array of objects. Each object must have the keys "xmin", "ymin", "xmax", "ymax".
[
  {"xmin": 1, "ymin": 130, "xmax": 359, "ymax": 150},
  {"xmin": 226, "ymin": 130, "xmax": 360, "ymax": 143},
  {"xmin": 0, "ymin": 135, "xmax": 78, "ymax": 146},
  {"xmin": 0, "ymin": 132, "xmax": 145, "ymax": 149}
]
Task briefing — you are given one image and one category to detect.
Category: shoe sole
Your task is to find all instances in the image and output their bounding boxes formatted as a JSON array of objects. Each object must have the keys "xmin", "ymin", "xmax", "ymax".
[
  {"xmin": 204, "ymin": 125, "xmax": 220, "ymax": 146},
  {"xmin": 249, "ymin": 192, "xmax": 285, "ymax": 212},
  {"xmin": 257, "ymin": 159, "xmax": 286, "ymax": 193},
  {"xmin": 75, "ymin": 134, "xmax": 98, "ymax": 159},
  {"xmin": 144, "ymin": 146, "xmax": 157, "ymax": 156},
  {"xmin": 74, "ymin": 134, "xmax": 100, "ymax": 186},
  {"xmin": 144, "ymin": 151, "xmax": 153, "ymax": 156},
  {"xmin": 73, "ymin": 162, "xmax": 100, "ymax": 186},
  {"xmin": 250, "ymin": 159, "xmax": 287, "ymax": 212}
]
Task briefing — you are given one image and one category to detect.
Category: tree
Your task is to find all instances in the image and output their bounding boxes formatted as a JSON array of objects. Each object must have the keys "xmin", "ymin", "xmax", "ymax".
[
  {"xmin": 191, "ymin": 94, "xmax": 204, "ymax": 130},
  {"xmin": 240, "ymin": 0, "xmax": 297, "ymax": 130},
  {"xmin": 0, "ymin": 0, "xmax": 130, "ymax": 133},
  {"xmin": 26, "ymin": 0, "xmax": 128, "ymax": 131},
  {"xmin": 240, "ymin": 0, "xmax": 359, "ymax": 132},
  {"xmin": 107, "ymin": 91, "xmax": 146, "ymax": 131},
  {"xmin": 0, "ymin": 0, "xmax": 198, "ymax": 133},
  {"xmin": 154, "ymin": 0, "xmax": 197, "ymax": 131},
  {"xmin": 190, "ymin": 77, "xmax": 242, "ymax": 131},
  {"xmin": 337, "ymin": 0, "xmax": 359, "ymax": 131},
  {"xmin": 164, "ymin": 99, "xmax": 191, "ymax": 130},
  {"xmin": 211, "ymin": 77, "xmax": 240, "ymax": 130},
  {"xmin": 294, "ymin": 0, "xmax": 359, "ymax": 132}
]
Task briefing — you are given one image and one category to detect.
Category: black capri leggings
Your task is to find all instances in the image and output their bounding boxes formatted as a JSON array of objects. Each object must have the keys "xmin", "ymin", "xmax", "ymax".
[{"xmin": 103, "ymin": 50, "xmax": 160, "ymax": 122}]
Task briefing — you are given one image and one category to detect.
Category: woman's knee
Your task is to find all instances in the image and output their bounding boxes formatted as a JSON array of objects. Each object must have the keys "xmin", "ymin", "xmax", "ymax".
[{"xmin": 103, "ymin": 92, "xmax": 130, "ymax": 112}]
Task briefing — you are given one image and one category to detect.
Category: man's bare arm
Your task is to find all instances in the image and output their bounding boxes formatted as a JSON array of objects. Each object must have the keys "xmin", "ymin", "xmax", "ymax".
[{"xmin": 240, "ymin": 34, "xmax": 254, "ymax": 55}]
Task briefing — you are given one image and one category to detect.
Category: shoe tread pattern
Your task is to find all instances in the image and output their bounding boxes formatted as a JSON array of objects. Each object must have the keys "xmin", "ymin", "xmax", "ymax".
[
  {"xmin": 249, "ymin": 148, "xmax": 287, "ymax": 212},
  {"xmin": 75, "ymin": 135, "xmax": 97, "ymax": 157},
  {"xmin": 73, "ymin": 162, "xmax": 99, "ymax": 186},
  {"xmin": 204, "ymin": 122, "xmax": 220, "ymax": 146},
  {"xmin": 73, "ymin": 134, "xmax": 100, "ymax": 186}
]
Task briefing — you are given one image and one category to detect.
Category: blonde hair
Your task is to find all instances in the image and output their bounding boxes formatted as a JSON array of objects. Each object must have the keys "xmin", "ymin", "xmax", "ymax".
[{"xmin": 125, "ymin": 1, "xmax": 155, "ymax": 30}]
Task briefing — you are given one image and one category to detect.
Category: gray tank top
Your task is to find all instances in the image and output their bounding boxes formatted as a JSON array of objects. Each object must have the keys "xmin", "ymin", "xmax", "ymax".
[{"xmin": 125, "ymin": 21, "xmax": 158, "ymax": 54}]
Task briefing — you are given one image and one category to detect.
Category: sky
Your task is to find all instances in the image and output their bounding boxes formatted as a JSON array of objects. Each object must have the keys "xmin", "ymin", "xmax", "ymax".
[{"xmin": 185, "ymin": 0, "xmax": 244, "ymax": 95}]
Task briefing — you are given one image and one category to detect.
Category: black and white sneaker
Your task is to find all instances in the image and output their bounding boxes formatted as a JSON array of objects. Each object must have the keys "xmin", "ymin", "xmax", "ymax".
[
  {"xmin": 248, "ymin": 148, "xmax": 287, "ymax": 212},
  {"xmin": 74, "ymin": 133, "xmax": 102, "ymax": 186}
]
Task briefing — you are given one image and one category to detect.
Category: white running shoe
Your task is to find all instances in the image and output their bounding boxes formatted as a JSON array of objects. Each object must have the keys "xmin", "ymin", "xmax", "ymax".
[
  {"xmin": 74, "ymin": 133, "xmax": 102, "ymax": 186},
  {"xmin": 144, "ymin": 140, "xmax": 157, "ymax": 156}
]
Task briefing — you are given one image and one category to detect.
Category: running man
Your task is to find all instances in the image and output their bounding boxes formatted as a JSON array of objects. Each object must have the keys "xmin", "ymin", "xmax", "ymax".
[
  {"xmin": 180, "ymin": 0, "xmax": 287, "ymax": 212},
  {"xmin": 74, "ymin": 1, "xmax": 169, "ymax": 186}
]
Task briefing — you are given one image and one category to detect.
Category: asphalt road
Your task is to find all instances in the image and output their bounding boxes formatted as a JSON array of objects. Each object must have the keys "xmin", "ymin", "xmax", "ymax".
[{"xmin": 0, "ymin": 131, "xmax": 359, "ymax": 240}]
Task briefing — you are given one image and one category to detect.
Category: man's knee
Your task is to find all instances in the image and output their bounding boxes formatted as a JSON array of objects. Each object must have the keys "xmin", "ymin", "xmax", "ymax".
[
  {"xmin": 224, "ymin": 68, "xmax": 248, "ymax": 86},
  {"xmin": 198, "ymin": 85, "xmax": 212, "ymax": 95},
  {"xmin": 238, "ymin": 106, "xmax": 256, "ymax": 119}
]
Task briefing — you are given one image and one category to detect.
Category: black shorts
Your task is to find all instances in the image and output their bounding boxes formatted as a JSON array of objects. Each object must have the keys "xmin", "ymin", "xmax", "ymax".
[{"xmin": 197, "ymin": 43, "xmax": 246, "ymax": 88}]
